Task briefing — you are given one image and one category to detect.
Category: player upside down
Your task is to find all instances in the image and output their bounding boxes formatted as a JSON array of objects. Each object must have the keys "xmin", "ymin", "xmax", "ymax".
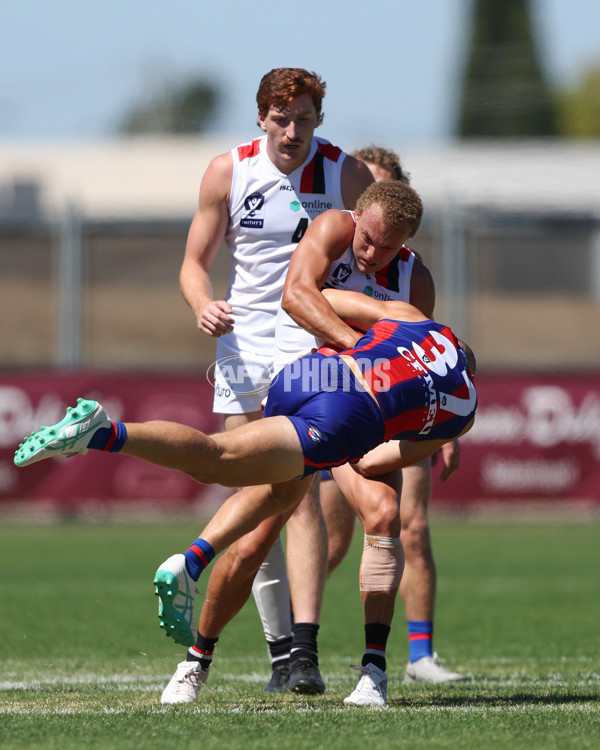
[{"xmin": 14, "ymin": 290, "xmax": 477, "ymax": 680}]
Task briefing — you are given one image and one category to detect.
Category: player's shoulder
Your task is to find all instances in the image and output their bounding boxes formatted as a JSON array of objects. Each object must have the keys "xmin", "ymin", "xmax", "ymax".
[
  {"xmin": 201, "ymin": 151, "xmax": 234, "ymax": 196},
  {"xmin": 314, "ymin": 207, "xmax": 354, "ymax": 229},
  {"xmin": 343, "ymin": 151, "xmax": 374, "ymax": 175},
  {"xmin": 308, "ymin": 208, "xmax": 356, "ymax": 254},
  {"xmin": 313, "ymin": 136, "xmax": 345, "ymax": 162},
  {"xmin": 206, "ymin": 149, "xmax": 234, "ymax": 171},
  {"xmin": 411, "ymin": 252, "xmax": 434, "ymax": 282},
  {"xmin": 232, "ymin": 136, "xmax": 265, "ymax": 162},
  {"xmin": 204, "ymin": 137, "xmax": 265, "ymax": 174},
  {"xmin": 340, "ymin": 154, "xmax": 375, "ymax": 207}
]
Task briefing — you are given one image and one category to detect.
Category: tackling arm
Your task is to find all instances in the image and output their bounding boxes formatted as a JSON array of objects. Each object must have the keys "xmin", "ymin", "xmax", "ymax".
[
  {"xmin": 281, "ymin": 211, "xmax": 363, "ymax": 350},
  {"xmin": 280, "ymin": 156, "xmax": 373, "ymax": 350},
  {"xmin": 321, "ymin": 288, "xmax": 426, "ymax": 332}
]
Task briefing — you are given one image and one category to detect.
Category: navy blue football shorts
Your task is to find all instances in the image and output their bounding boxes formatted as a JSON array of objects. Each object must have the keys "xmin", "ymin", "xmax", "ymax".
[{"xmin": 263, "ymin": 354, "xmax": 385, "ymax": 478}]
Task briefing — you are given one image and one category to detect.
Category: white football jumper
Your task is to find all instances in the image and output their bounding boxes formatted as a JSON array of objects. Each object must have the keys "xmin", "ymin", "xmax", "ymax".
[{"xmin": 212, "ymin": 135, "xmax": 347, "ymax": 414}]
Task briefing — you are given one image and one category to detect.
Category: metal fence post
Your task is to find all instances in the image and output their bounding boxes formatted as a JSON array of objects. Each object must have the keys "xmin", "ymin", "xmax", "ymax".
[
  {"xmin": 440, "ymin": 195, "xmax": 468, "ymax": 340},
  {"xmin": 592, "ymin": 225, "xmax": 600, "ymax": 301},
  {"xmin": 56, "ymin": 202, "xmax": 83, "ymax": 368}
]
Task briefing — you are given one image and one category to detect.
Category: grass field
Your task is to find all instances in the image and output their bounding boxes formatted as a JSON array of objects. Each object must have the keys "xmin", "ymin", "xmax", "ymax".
[{"xmin": 1, "ymin": 516, "xmax": 599, "ymax": 749}]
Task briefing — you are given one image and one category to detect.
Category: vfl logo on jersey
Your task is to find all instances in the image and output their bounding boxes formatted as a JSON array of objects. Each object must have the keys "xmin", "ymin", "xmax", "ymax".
[
  {"xmin": 307, "ymin": 426, "xmax": 322, "ymax": 443},
  {"xmin": 241, "ymin": 192, "xmax": 265, "ymax": 228},
  {"xmin": 329, "ymin": 262, "xmax": 352, "ymax": 286}
]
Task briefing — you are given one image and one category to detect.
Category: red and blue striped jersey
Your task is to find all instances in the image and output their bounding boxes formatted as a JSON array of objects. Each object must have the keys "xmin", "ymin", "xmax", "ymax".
[{"xmin": 343, "ymin": 319, "xmax": 477, "ymax": 441}]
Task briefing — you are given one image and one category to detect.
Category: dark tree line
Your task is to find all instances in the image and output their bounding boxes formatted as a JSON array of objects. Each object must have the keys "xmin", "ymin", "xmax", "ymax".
[
  {"xmin": 119, "ymin": 77, "xmax": 219, "ymax": 135},
  {"xmin": 457, "ymin": 0, "xmax": 559, "ymax": 137}
]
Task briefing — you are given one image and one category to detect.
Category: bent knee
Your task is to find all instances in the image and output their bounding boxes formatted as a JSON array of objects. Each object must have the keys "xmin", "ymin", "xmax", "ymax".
[{"xmin": 362, "ymin": 490, "xmax": 400, "ymax": 536}]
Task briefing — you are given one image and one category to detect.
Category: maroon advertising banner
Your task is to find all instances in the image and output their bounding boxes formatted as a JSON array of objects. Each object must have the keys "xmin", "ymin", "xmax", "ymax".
[
  {"xmin": 1, "ymin": 372, "xmax": 599, "ymax": 509},
  {"xmin": 432, "ymin": 372, "xmax": 600, "ymax": 505},
  {"xmin": 0, "ymin": 373, "xmax": 222, "ymax": 509}
]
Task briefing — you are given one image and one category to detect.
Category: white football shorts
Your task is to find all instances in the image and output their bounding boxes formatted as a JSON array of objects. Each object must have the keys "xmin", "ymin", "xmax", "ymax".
[{"xmin": 209, "ymin": 336, "xmax": 274, "ymax": 415}]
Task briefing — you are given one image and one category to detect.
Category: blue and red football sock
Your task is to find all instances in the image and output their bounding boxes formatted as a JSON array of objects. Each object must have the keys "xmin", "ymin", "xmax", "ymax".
[
  {"xmin": 184, "ymin": 538, "xmax": 216, "ymax": 580},
  {"xmin": 407, "ymin": 620, "xmax": 433, "ymax": 662},
  {"xmin": 88, "ymin": 422, "xmax": 127, "ymax": 452}
]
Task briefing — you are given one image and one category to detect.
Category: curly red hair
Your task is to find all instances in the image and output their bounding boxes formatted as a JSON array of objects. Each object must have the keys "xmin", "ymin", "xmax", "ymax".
[{"xmin": 256, "ymin": 68, "xmax": 326, "ymax": 126}]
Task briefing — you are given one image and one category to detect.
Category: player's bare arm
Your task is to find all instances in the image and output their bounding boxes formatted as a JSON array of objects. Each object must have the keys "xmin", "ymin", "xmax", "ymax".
[
  {"xmin": 354, "ymin": 418, "xmax": 475, "ymax": 477},
  {"xmin": 321, "ymin": 289, "xmax": 427, "ymax": 332},
  {"xmin": 340, "ymin": 155, "xmax": 375, "ymax": 209},
  {"xmin": 408, "ymin": 256, "xmax": 436, "ymax": 319},
  {"xmin": 180, "ymin": 152, "xmax": 234, "ymax": 337},
  {"xmin": 431, "ymin": 439, "xmax": 462, "ymax": 482},
  {"xmin": 282, "ymin": 210, "xmax": 362, "ymax": 349}
]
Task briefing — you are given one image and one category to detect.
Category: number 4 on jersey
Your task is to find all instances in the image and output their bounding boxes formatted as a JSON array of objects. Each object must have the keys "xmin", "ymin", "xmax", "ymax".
[{"xmin": 291, "ymin": 218, "xmax": 309, "ymax": 243}]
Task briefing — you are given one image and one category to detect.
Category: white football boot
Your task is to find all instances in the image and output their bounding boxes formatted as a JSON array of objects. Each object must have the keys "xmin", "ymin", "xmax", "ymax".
[
  {"xmin": 161, "ymin": 660, "xmax": 209, "ymax": 704},
  {"xmin": 403, "ymin": 653, "xmax": 467, "ymax": 683},
  {"xmin": 344, "ymin": 663, "xmax": 387, "ymax": 707}
]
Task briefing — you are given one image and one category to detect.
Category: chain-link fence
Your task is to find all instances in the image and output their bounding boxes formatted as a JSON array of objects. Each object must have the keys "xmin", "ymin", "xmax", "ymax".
[{"xmin": 2, "ymin": 205, "xmax": 598, "ymax": 373}]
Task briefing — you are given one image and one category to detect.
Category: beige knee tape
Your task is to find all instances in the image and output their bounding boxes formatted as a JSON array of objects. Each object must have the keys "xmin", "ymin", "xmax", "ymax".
[{"xmin": 359, "ymin": 535, "xmax": 404, "ymax": 592}]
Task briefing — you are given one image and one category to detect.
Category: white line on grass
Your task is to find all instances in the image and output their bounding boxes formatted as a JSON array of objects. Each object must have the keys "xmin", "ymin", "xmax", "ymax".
[
  {"xmin": 2, "ymin": 671, "xmax": 599, "ymax": 692},
  {"xmin": 1, "ymin": 703, "xmax": 599, "ymax": 716},
  {"xmin": 0, "ymin": 672, "xmax": 272, "ymax": 691}
]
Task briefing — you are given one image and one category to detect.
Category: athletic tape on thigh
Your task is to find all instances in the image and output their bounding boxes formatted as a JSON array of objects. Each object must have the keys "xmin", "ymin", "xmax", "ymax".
[{"xmin": 359, "ymin": 535, "xmax": 404, "ymax": 592}]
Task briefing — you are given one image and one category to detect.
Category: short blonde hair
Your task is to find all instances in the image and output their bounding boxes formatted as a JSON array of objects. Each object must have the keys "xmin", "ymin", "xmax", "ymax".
[{"xmin": 355, "ymin": 181, "xmax": 423, "ymax": 237}]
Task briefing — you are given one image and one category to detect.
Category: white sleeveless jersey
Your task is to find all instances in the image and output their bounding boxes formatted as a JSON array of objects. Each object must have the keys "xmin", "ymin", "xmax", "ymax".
[
  {"xmin": 219, "ymin": 135, "xmax": 347, "ymax": 356},
  {"xmin": 273, "ymin": 211, "xmax": 416, "ymax": 372}
]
